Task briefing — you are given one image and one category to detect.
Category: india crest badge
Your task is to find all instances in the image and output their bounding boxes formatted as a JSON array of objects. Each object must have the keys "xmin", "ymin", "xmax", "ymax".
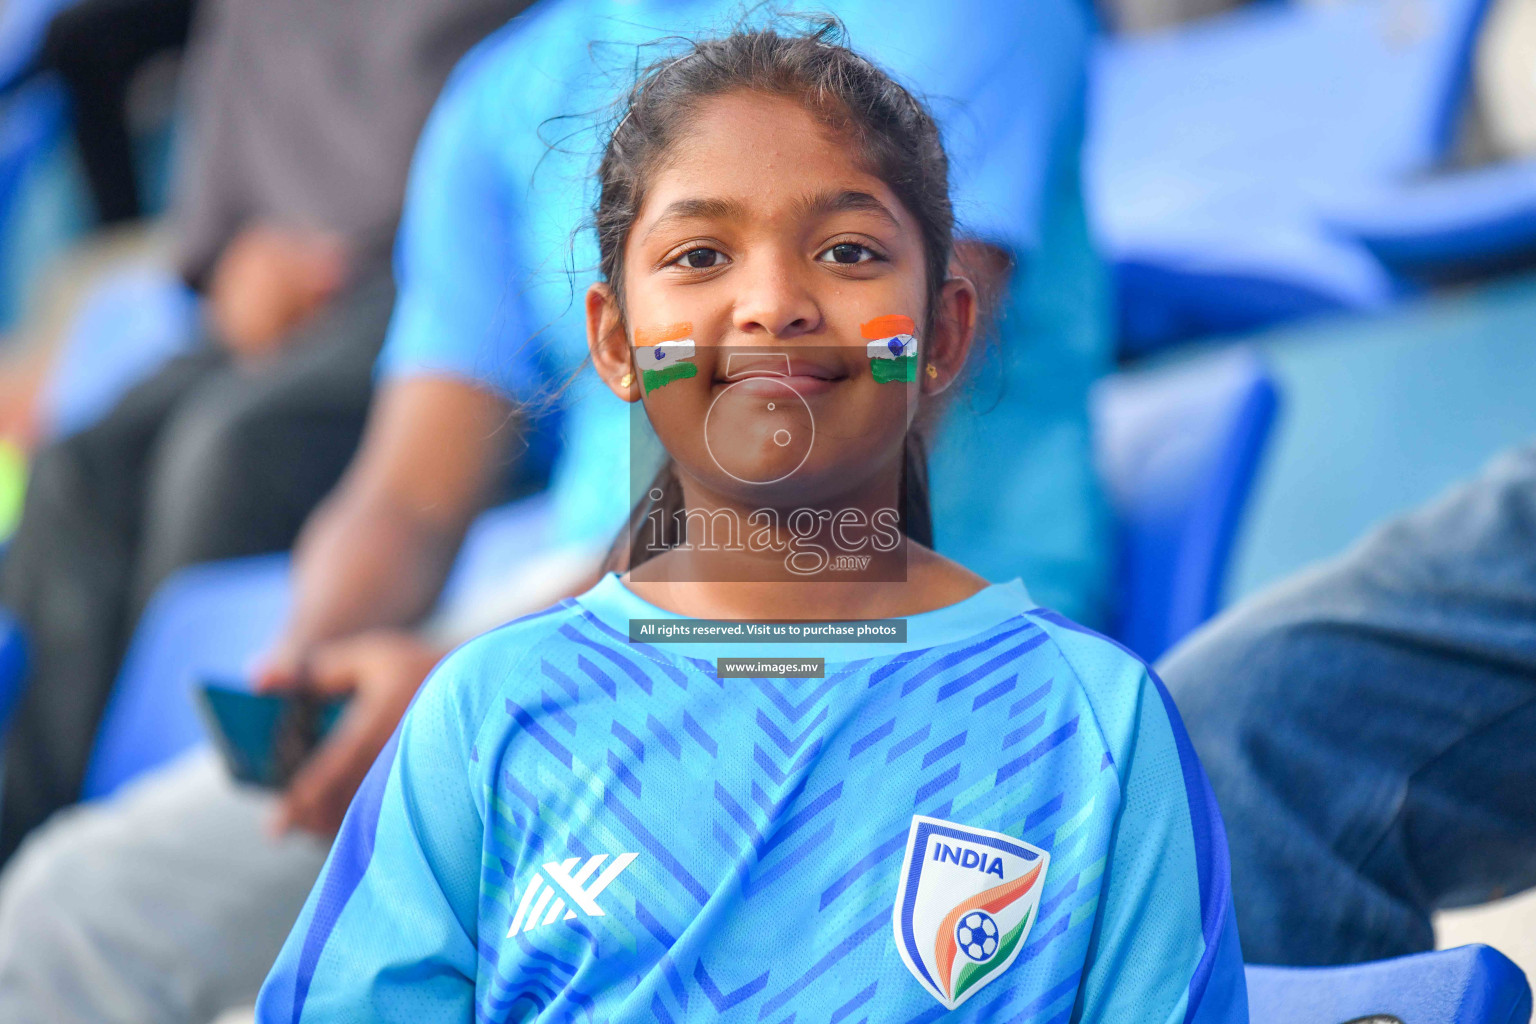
[{"xmin": 892, "ymin": 815, "xmax": 1050, "ymax": 1010}]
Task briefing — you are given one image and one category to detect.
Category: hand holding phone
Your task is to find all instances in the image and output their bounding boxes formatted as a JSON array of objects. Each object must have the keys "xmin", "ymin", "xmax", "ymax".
[
  {"xmin": 196, "ymin": 681, "xmax": 347, "ymax": 789},
  {"xmin": 262, "ymin": 630, "xmax": 447, "ymax": 837}
]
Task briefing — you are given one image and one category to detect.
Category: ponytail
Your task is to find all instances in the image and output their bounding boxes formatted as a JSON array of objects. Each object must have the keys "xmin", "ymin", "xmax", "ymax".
[
  {"xmin": 605, "ymin": 459, "xmax": 684, "ymax": 573},
  {"xmin": 900, "ymin": 432, "xmax": 934, "ymax": 549}
]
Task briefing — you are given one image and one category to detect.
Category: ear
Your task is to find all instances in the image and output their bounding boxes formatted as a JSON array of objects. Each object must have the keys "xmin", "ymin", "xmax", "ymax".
[
  {"xmin": 586, "ymin": 282, "xmax": 639, "ymax": 402},
  {"xmin": 923, "ymin": 273, "xmax": 978, "ymax": 396}
]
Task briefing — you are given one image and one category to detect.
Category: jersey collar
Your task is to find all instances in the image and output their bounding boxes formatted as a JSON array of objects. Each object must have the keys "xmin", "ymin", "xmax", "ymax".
[{"xmin": 574, "ymin": 573, "xmax": 1035, "ymax": 662}]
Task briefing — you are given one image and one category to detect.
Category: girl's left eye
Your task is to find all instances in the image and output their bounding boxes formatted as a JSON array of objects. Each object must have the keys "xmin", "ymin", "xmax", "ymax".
[
  {"xmin": 675, "ymin": 247, "xmax": 727, "ymax": 269},
  {"xmin": 818, "ymin": 242, "xmax": 879, "ymax": 265}
]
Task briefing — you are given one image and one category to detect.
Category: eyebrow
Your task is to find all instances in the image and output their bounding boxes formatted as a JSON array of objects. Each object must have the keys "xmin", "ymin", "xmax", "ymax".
[
  {"xmin": 798, "ymin": 189, "xmax": 901, "ymax": 228},
  {"xmin": 640, "ymin": 189, "xmax": 900, "ymax": 242},
  {"xmin": 642, "ymin": 196, "xmax": 747, "ymax": 240}
]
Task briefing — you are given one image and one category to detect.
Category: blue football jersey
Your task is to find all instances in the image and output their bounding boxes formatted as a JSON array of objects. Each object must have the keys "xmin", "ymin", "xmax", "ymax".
[{"xmin": 258, "ymin": 576, "xmax": 1246, "ymax": 1023}]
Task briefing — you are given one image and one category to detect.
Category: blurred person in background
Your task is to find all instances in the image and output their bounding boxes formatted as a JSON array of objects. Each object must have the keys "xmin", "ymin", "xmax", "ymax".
[
  {"xmin": 1470, "ymin": 0, "xmax": 1536, "ymax": 161},
  {"xmin": 0, "ymin": 0, "xmax": 522, "ymax": 866},
  {"xmin": 0, "ymin": 0, "xmax": 202, "ymax": 458},
  {"xmin": 1099, "ymin": 0, "xmax": 1242, "ymax": 34},
  {"xmin": 35, "ymin": 0, "xmax": 199, "ymax": 226},
  {"xmin": 1161, "ymin": 444, "xmax": 1536, "ymax": 965},
  {"xmin": 0, "ymin": 1, "xmax": 1112, "ymax": 1020}
]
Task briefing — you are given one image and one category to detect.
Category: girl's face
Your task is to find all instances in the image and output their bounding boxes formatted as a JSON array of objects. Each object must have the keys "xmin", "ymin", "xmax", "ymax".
[{"xmin": 588, "ymin": 90, "xmax": 976, "ymax": 515}]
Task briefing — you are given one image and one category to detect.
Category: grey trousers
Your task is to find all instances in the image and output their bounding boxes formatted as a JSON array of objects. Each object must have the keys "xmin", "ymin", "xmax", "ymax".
[{"xmin": 0, "ymin": 750, "xmax": 328, "ymax": 1024}]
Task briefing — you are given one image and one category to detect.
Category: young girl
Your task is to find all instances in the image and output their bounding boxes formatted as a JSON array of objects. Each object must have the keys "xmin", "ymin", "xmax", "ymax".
[{"xmin": 258, "ymin": 26, "xmax": 1246, "ymax": 1024}]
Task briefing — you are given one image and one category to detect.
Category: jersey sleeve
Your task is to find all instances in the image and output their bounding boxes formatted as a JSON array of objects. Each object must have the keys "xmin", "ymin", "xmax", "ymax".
[
  {"xmin": 1075, "ymin": 666, "xmax": 1248, "ymax": 1024},
  {"xmin": 375, "ymin": 27, "xmax": 545, "ymax": 400},
  {"xmin": 255, "ymin": 657, "xmax": 488, "ymax": 1024},
  {"xmin": 1031, "ymin": 611, "xmax": 1248, "ymax": 1024}
]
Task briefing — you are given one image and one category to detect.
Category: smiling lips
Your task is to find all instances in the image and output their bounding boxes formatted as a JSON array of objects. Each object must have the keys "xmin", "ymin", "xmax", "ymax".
[
  {"xmin": 718, "ymin": 354, "xmax": 844, "ymax": 396},
  {"xmin": 696, "ymin": 315, "xmax": 917, "ymax": 395}
]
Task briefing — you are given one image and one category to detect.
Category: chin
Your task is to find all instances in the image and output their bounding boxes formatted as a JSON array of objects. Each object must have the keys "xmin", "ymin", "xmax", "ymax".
[{"xmin": 715, "ymin": 460, "xmax": 885, "ymax": 510}]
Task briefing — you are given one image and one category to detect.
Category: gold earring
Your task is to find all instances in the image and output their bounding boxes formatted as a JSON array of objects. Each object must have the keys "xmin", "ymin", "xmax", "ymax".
[
  {"xmin": 925, "ymin": 364, "xmax": 939, "ymax": 379},
  {"xmin": 620, "ymin": 371, "xmax": 634, "ymax": 388}
]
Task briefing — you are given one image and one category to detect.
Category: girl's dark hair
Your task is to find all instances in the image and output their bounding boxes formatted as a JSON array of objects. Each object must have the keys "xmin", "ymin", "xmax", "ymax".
[{"xmin": 598, "ymin": 19, "xmax": 954, "ymax": 570}]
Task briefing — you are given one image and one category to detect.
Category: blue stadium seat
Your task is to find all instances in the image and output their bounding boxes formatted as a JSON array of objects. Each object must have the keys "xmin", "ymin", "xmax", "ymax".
[
  {"xmin": 0, "ymin": 75, "xmax": 64, "ymax": 316},
  {"xmin": 81, "ymin": 554, "xmax": 291, "ymax": 798},
  {"xmin": 79, "ymin": 493, "xmax": 553, "ymax": 799},
  {"xmin": 1092, "ymin": 346, "xmax": 1280, "ymax": 662},
  {"xmin": 1247, "ymin": 944, "xmax": 1533, "ymax": 1024},
  {"xmin": 0, "ymin": 0, "xmax": 75, "ymax": 93},
  {"xmin": 1089, "ymin": 0, "xmax": 1490, "ymax": 351},
  {"xmin": 1324, "ymin": 158, "xmax": 1536, "ymax": 279},
  {"xmin": 39, "ymin": 265, "xmax": 200, "ymax": 440},
  {"xmin": 439, "ymin": 492, "xmax": 555, "ymax": 603},
  {"xmin": 0, "ymin": 77, "xmax": 61, "ymax": 212},
  {"xmin": 0, "ymin": 608, "xmax": 27, "ymax": 738}
]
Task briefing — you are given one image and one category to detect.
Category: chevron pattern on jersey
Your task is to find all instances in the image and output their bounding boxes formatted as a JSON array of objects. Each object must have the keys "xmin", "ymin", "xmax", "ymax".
[
  {"xmin": 499, "ymin": 608, "xmax": 1097, "ymax": 1020},
  {"xmin": 443, "ymin": 592, "xmax": 1154, "ymax": 1022}
]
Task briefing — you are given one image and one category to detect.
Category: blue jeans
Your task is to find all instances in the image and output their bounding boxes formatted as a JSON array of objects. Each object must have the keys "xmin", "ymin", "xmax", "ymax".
[{"xmin": 1159, "ymin": 444, "xmax": 1536, "ymax": 966}]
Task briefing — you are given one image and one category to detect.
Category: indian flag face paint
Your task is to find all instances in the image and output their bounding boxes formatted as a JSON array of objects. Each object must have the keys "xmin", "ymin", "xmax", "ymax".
[
  {"xmin": 634, "ymin": 322, "xmax": 698, "ymax": 393},
  {"xmin": 862, "ymin": 314, "xmax": 919, "ymax": 384}
]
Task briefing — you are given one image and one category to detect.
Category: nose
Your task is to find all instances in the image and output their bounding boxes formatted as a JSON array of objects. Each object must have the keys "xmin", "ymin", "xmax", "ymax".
[{"xmin": 730, "ymin": 250, "xmax": 821, "ymax": 340}]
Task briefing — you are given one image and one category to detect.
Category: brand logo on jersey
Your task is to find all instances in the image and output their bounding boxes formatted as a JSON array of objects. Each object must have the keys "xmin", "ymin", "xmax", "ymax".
[
  {"xmin": 507, "ymin": 853, "xmax": 638, "ymax": 937},
  {"xmin": 892, "ymin": 815, "xmax": 1049, "ymax": 1009}
]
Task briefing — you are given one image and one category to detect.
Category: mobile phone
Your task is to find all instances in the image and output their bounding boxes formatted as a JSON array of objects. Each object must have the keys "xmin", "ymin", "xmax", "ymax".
[{"xmin": 195, "ymin": 681, "xmax": 347, "ymax": 789}]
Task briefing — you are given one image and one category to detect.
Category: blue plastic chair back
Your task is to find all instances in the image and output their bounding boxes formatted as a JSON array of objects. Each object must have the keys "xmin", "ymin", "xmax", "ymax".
[
  {"xmin": 1246, "ymin": 944, "xmax": 1532, "ymax": 1024},
  {"xmin": 1323, "ymin": 157, "xmax": 1536, "ymax": 278},
  {"xmin": 0, "ymin": 0, "xmax": 75, "ymax": 93},
  {"xmin": 40, "ymin": 265, "xmax": 200, "ymax": 440},
  {"xmin": 1091, "ymin": 347, "xmax": 1279, "ymax": 662},
  {"xmin": 0, "ymin": 76, "xmax": 61, "ymax": 205},
  {"xmin": 80, "ymin": 494, "xmax": 555, "ymax": 799},
  {"xmin": 0, "ymin": 76, "xmax": 63, "ymax": 305},
  {"xmin": 0, "ymin": 608, "xmax": 27, "ymax": 736},
  {"xmin": 1093, "ymin": 0, "xmax": 1488, "ymax": 189},
  {"xmin": 81, "ymin": 554, "xmax": 291, "ymax": 798},
  {"xmin": 1090, "ymin": 0, "xmax": 1492, "ymax": 350},
  {"xmin": 438, "ymin": 492, "xmax": 553, "ymax": 602}
]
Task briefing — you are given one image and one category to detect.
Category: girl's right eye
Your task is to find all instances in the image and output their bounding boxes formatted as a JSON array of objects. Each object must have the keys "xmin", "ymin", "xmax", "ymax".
[{"xmin": 674, "ymin": 247, "xmax": 728, "ymax": 270}]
